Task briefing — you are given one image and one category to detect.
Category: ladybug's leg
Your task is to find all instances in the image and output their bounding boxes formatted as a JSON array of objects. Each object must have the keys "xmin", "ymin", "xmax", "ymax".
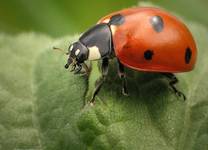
[
  {"xmin": 90, "ymin": 58, "xmax": 109, "ymax": 103},
  {"xmin": 117, "ymin": 59, "xmax": 128, "ymax": 96},
  {"xmin": 74, "ymin": 64, "xmax": 82, "ymax": 74},
  {"xmin": 162, "ymin": 73, "xmax": 186, "ymax": 100},
  {"xmin": 82, "ymin": 62, "xmax": 90, "ymax": 76}
]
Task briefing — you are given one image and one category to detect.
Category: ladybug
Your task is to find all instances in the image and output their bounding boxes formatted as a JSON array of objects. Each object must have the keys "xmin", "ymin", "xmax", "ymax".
[{"xmin": 65, "ymin": 7, "xmax": 197, "ymax": 102}]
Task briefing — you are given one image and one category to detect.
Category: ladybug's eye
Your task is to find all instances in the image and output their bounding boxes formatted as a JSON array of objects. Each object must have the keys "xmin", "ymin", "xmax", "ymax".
[
  {"xmin": 75, "ymin": 49, "xmax": 80, "ymax": 56},
  {"xmin": 69, "ymin": 45, "xmax": 74, "ymax": 51}
]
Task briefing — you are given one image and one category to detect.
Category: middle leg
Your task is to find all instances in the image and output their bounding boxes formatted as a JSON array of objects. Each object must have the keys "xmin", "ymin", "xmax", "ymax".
[{"xmin": 117, "ymin": 59, "xmax": 128, "ymax": 96}]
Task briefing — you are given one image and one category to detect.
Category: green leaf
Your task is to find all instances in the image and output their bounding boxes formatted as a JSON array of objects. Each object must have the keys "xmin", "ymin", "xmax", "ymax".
[
  {"xmin": 33, "ymin": 36, "xmax": 87, "ymax": 150},
  {"xmin": 0, "ymin": 3, "xmax": 208, "ymax": 150},
  {"xmin": 0, "ymin": 33, "xmax": 54, "ymax": 149}
]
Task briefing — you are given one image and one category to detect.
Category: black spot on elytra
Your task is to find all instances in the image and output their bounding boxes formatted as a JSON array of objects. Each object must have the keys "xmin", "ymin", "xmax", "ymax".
[
  {"xmin": 185, "ymin": 47, "xmax": 192, "ymax": 64},
  {"xmin": 150, "ymin": 16, "xmax": 164, "ymax": 32},
  {"xmin": 109, "ymin": 14, "xmax": 125, "ymax": 26},
  {"xmin": 144, "ymin": 50, "xmax": 154, "ymax": 60}
]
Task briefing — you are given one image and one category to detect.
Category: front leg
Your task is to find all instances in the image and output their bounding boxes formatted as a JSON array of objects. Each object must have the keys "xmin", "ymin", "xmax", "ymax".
[
  {"xmin": 117, "ymin": 59, "xmax": 128, "ymax": 96},
  {"xmin": 90, "ymin": 58, "xmax": 109, "ymax": 103}
]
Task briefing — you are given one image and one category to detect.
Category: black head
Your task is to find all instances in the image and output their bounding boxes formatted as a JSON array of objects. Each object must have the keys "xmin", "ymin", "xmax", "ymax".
[
  {"xmin": 65, "ymin": 41, "xmax": 89, "ymax": 69},
  {"xmin": 65, "ymin": 23, "xmax": 113, "ymax": 69}
]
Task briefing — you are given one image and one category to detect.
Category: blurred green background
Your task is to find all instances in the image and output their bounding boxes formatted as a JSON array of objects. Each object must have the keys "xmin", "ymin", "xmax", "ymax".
[{"xmin": 0, "ymin": 0, "xmax": 208, "ymax": 37}]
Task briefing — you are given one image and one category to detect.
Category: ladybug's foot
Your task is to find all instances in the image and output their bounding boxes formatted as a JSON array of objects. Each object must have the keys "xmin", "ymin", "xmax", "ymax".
[
  {"xmin": 175, "ymin": 91, "xmax": 186, "ymax": 101},
  {"xmin": 122, "ymin": 88, "xmax": 129, "ymax": 96},
  {"xmin": 89, "ymin": 99, "xmax": 95, "ymax": 106},
  {"xmin": 162, "ymin": 73, "xmax": 186, "ymax": 101},
  {"xmin": 89, "ymin": 94, "xmax": 96, "ymax": 104}
]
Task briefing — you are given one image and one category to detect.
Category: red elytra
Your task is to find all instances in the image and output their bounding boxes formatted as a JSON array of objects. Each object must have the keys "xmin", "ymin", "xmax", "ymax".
[{"xmin": 98, "ymin": 7, "xmax": 197, "ymax": 73}]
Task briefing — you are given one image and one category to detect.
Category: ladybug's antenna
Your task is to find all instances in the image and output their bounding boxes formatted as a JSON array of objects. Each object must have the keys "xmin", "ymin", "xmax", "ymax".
[{"xmin": 52, "ymin": 47, "xmax": 69, "ymax": 55}]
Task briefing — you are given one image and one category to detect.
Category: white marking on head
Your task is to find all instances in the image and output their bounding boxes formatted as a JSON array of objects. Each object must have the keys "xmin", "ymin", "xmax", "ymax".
[
  {"xmin": 102, "ymin": 18, "xmax": 110, "ymax": 23},
  {"xmin": 69, "ymin": 45, "xmax": 74, "ymax": 51},
  {"xmin": 88, "ymin": 46, "xmax": 101, "ymax": 60},
  {"xmin": 75, "ymin": 49, "xmax": 80, "ymax": 56},
  {"xmin": 110, "ymin": 25, "xmax": 117, "ymax": 35}
]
